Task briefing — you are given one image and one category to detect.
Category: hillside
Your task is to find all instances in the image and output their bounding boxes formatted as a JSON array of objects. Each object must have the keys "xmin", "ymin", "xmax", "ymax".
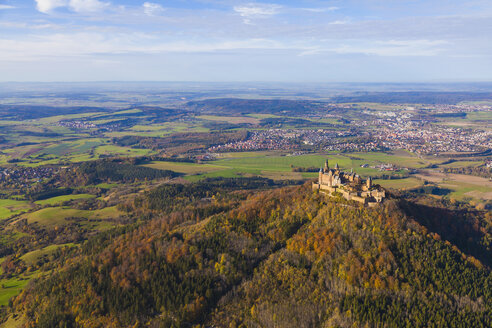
[{"xmin": 5, "ymin": 183, "xmax": 492, "ymax": 327}]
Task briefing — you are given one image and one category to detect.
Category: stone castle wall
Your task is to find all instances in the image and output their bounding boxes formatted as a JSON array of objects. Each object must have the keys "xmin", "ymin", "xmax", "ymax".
[{"xmin": 313, "ymin": 162, "xmax": 385, "ymax": 206}]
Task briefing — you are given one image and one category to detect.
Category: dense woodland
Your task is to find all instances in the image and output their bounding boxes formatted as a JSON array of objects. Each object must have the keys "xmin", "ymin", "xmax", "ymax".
[
  {"xmin": 74, "ymin": 160, "xmax": 180, "ymax": 185},
  {"xmin": 185, "ymin": 99, "xmax": 326, "ymax": 116},
  {"xmin": 5, "ymin": 180, "xmax": 491, "ymax": 328}
]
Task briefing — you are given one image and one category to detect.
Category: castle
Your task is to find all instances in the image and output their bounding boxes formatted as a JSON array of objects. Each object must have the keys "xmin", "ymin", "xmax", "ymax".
[{"xmin": 312, "ymin": 160, "xmax": 385, "ymax": 206}]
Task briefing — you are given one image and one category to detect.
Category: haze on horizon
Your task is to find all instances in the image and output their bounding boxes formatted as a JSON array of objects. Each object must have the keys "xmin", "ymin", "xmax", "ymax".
[{"xmin": 0, "ymin": 0, "xmax": 491, "ymax": 83}]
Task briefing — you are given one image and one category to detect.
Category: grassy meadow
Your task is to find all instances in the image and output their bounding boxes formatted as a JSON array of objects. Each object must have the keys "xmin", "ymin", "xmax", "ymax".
[
  {"xmin": 19, "ymin": 206, "xmax": 122, "ymax": 229},
  {"xmin": 0, "ymin": 200, "xmax": 33, "ymax": 221}
]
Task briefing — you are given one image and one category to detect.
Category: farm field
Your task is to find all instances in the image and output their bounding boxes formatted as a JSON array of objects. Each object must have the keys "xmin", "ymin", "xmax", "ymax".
[
  {"xmin": 415, "ymin": 170, "xmax": 492, "ymax": 202},
  {"xmin": 145, "ymin": 151, "xmax": 432, "ymax": 182},
  {"xmin": 93, "ymin": 144, "xmax": 153, "ymax": 157},
  {"xmin": 195, "ymin": 151, "xmax": 425, "ymax": 180},
  {"xmin": 34, "ymin": 194, "xmax": 96, "ymax": 206},
  {"xmin": 18, "ymin": 206, "xmax": 123, "ymax": 228},
  {"xmin": 0, "ymin": 199, "xmax": 33, "ymax": 221},
  {"xmin": 143, "ymin": 161, "xmax": 226, "ymax": 174},
  {"xmin": 197, "ymin": 115, "xmax": 260, "ymax": 124},
  {"xmin": 142, "ymin": 150, "xmax": 492, "ymax": 204},
  {"xmin": 437, "ymin": 160, "xmax": 485, "ymax": 168}
]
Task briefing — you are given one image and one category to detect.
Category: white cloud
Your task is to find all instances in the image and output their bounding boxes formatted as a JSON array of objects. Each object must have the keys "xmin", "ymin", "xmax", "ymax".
[
  {"xmin": 233, "ymin": 3, "xmax": 282, "ymax": 24},
  {"xmin": 298, "ymin": 39, "xmax": 450, "ymax": 57},
  {"xmin": 69, "ymin": 0, "xmax": 108, "ymax": 13},
  {"xmin": 301, "ymin": 7, "xmax": 338, "ymax": 13},
  {"xmin": 35, "ymin": 0, "xmax": 108, "ymax": 14},
  {"xmin": 143, "ymin": 2, "xmax": 164, "ymax": 16},
  {"xmin": 331, "ymin": 40, "xmax": 450, "ymax": 57},
  {"xmin": 0, "ymin": 4, "xmax": 15, "ymax": 9},
  {"xmin": 0, "ymin": 32, "xmax": 293, "ymax": 62},
  {"xmin": 328, "ymin": 20, "xmax": 349, "ymax": 25},
  {"xmin": 35, "ymin": 0, "xmax": 67, "ymax": 13}
]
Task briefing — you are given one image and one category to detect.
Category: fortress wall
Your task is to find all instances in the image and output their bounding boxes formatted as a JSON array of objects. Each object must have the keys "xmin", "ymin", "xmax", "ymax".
[
  {"xmin": 314, "ymin": 164, "xmax": 385, "ymax": 205},
  {"xmin": 351, "ymin": 196, "xmax": 368, "ymax": 204}
]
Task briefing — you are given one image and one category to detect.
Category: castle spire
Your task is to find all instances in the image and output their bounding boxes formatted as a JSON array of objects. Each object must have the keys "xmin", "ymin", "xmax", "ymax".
[{"xmin": 324, "ymin": 159, "xmax": 329, "ymax": 171}]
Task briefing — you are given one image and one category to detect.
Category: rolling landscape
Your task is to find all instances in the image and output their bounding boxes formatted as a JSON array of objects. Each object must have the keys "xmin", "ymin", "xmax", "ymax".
[
  {"xmin": 0, "ymin": 84, "xmax": 490, "ymax": 327},
  {"xmin": 1, "ymin": 0, "xmax": 492, "ymax": 327}
]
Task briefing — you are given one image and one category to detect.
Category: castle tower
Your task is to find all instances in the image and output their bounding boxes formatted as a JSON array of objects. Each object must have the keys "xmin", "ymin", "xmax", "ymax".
[
  {"xmin": 319, "ymin": 167, "xmax": 323, "ymax": 183},
  {"xmin": 324, "ymin": 160, "xmax": 329, "ymax": 172},
  {"xmin": 367, "ymin": 176, "xmax": 372, "ymax": 189},
  {"xmin": 334, "ymin": 163, "xmax": 340, "ymax": 174}
]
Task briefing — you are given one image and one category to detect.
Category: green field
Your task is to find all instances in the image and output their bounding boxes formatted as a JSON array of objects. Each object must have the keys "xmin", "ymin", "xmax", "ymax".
[
  {"xmin": 0, "ymin": 276, "xmax": 30, "ymax": 306},
  {"xmin": 464, "ymin": 111, "xmax": 492, "ymax": 121},
  {"xmin": 439, "ymin": 160, "xmax": 485, "ymax": 168},
  {"xmin": 441, "ymin": 182, "xmax": 492, "ymax": 201},
  {"xmin": 414, "ymin": 170, "xmax": 492, "ymax": 204},
  {"xmin": 94, "ymin": 144, "xmax": 153, "ymax": 157},
  {"xmin": 34, "ymin": 194, "xmax": 96, "ymax": 206},
  {"xmin": 38, "ymin": 139, "xmax": 104, "ymax": 156},
  {"xmin": 197, "ymin": 115, "xmax": 260, "ymax": 124},
  {"xmin": 20, "ymin": 243, "xmax": 77, "ymax": 265},
  {"xmin": 143, "ymin": 161, "xmax": 226, "ymax": 174},
  {"xmin": 123, "ymin": 122, "xmax": 209, "ymax": 137},
  {"xmin": 0, "ymin": 199, "xmax": 33, "ymax": 221},
  {"xmin": 146, "ymin": 151, "xmax": 426, "ymax": 181},
  {"xmin": 93, "ymin": 182, "xmax": 118, "ymax": 189},
  {"xmin": 20, "ymin": 206, "xmax": 123, "ymax": 228}
]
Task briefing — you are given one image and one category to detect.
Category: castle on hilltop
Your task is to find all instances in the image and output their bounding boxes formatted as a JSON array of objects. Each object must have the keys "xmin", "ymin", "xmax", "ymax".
[{"xmin": 313, "ymin": 160, "xmax": 385, "ymax": 206}]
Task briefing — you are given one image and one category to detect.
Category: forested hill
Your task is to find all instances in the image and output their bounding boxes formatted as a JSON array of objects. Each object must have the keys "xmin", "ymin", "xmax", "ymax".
[
  {"xmin": 8, "ymin": 182, "xmax": 492, "ymax": 328},
  {"xmin": 185, "ymin": 98, "xmax": 324, "ymax": 115}
]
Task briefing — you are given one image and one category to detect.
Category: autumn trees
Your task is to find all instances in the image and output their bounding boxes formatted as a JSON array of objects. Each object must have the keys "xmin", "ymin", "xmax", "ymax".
[{"xmin": 8, "ymin": 181, "xmax": 492, "ymax": 327}]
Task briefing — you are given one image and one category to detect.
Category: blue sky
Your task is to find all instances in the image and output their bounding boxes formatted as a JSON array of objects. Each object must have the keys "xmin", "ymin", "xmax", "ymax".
[{"xmin": 0, "ymin": 0, "xmax": 491, "ymax": 82}]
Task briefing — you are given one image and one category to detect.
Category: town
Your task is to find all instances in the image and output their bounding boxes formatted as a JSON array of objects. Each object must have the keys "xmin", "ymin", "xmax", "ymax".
[{"xmin": 207, "ymin": 104, "xmax": 491, "ymax": 154}]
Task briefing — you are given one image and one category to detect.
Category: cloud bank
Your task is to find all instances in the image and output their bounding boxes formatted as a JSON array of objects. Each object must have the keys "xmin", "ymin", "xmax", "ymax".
[
  {"xmin": 234, "ymin": 3, "xmax": 282, "ymax": 24},
  {"xmin": 35, "ymin": 0, "xmax": 108, "ymax": 14},
  {"xmin": 143, "ymin": 2, "xmax": 164, "ymax": 16}
]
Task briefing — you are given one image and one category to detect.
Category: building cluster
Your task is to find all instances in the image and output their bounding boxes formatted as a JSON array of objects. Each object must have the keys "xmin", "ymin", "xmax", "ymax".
[
  {"xmin": 206, "ymin": 103, "xmax": 491, "ymax": 155},
  {"xmin": 0, "ymin": 166, "xmax": 58, "ymax": 186},
  {"xmin": 209, "ymin": 130, "xmax": 297, "ymax": 152},
  {"xmin": 58, "ymin": 120, "xmax": 123, "ymax": 133},
  {"xmin": 209, "ymin": 129, "xmax": 354, "ymax": 152},
  {"xmin": 371, "ymin": 122, "xmax": 491, "ymax": 153},
  {"xmin": 58, "ymin": 120, "xmax": 96, "ymax": 129},
  {"xmin": 313, "ymin": 160, "xmax": 385, "ymax": 206},
  {"xmin": 325, "ymin": 140, "xmax": 385, "ymax": 152}
]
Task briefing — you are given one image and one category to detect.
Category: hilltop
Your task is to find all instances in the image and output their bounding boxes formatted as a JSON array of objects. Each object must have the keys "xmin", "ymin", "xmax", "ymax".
[{"xmin": 3, "ymin": 181, "xmax": 491, "ymax": 327}]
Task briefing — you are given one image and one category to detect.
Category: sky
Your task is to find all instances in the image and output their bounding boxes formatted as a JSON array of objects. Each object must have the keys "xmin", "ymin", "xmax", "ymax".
[{"xmin": 0, "ymin": 0, "xmax": 491, "ymax": 82}]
